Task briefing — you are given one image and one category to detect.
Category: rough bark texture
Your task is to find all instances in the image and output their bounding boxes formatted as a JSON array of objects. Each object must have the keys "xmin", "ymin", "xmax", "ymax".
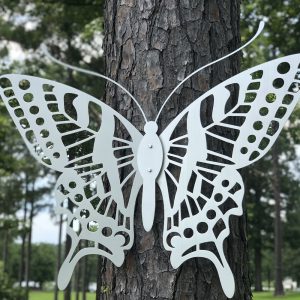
[
  {"xmin": 272, "ymin": 143, "xmax": 284, "ymax": 296},
  {"xmin": 102, "ymin": 1, "xmax": 251, "ymax": 299}
]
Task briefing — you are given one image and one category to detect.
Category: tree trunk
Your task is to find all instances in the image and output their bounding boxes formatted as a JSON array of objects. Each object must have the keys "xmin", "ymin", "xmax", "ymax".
[
  {"xmin": 64, "ymin": 36, "xmax": 77, "ymax": 300},
  {"xmin": 54, "ymin": 215, "xmax": 63, "ymax": 300},
  {"xmin": 2, "ymin": 228, "xmax": 9, "ymax": 273},
  {"xmin": 19, "ymin": 185, "xmax": 28, "ymax": 288},
  {"xmin": 95, "ymin": 256, "xmax": 102, "ymax": 300},
  {"xmin": 25, "ymin": 196, "xmax": 34, "ymax": 300},
  {"xmin": 272, "ymin": 143, "xmax": 284, "ymax": 296},
  {"xmin": 75, "ymin": 242, "xmax": 81, "ymax": 300},
  {"xmin": 64, "ymin": 222, "xmax": 73, "ymax": 300},
  {"xmin": 253, "ymin": 192, "xmax": 263, "ymax": 292},
  {"xmin": 254, "ymin": 245, "xmax": 262, "ymax": 292},
  {"xmin": 19, "ymin": 225, "xmax": 27, "ymax": 288},
  {"xmin": 101, "ymin": 1, "xmax": 251, "ymax": 299},
  {"xmin": 267, "ymin": 268, "xmax": 271, "ymax": 291},
  {"xmin": 82, "ymin": 240, "xmax": 88, "ymax": 300}
]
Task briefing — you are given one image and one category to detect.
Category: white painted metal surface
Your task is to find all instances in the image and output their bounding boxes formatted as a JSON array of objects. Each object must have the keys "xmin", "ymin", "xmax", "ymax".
[
  {"xmin": 1, "ymin": 21, "xmax": 300, "ymax": 298},
  {"xmin": 137, "ymin": 121, "xmax": 163, "ymax": 232}
]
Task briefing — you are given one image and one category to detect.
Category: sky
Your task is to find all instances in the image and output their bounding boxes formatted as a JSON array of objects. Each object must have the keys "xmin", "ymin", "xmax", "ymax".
[{"xmin": 32, "ymin": 211, "xmax": 65, "ymax": 244}]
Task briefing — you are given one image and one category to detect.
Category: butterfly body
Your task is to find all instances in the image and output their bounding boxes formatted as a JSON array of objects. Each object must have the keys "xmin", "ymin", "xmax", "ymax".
[{"xmin": 137, "ymin": 121, "xmax": 163, "ymax": 231}]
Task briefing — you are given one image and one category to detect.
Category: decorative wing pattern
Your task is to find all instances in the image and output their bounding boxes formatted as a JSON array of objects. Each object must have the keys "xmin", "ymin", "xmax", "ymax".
[
  {"xmin": 158, "ymin": 55, "xmax": 300, "ymax": 297},
  {"xmin": 0, "ymin": 75, "xmax": 143, "ymax": 289},
  {"xmin": 1, "ymin": 43, "xmax": 300, "ymax": 298}
]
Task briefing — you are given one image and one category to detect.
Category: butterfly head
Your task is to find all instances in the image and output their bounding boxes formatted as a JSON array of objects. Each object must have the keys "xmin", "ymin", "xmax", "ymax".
[{"xmin": 144, "ymin": 121, "xmax": 158, "ymax": 134}]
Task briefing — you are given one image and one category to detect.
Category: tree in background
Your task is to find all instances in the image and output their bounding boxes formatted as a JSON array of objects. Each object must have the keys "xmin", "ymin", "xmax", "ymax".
[
  {"xmin": 242, "ymin": 0, "xmax": 300, "ymax": 294},
  {"xmin": 30, "ymin": 243, "xmax": 57, "ymax": 289},
  {"xmin": 0, "ymin": 100, "xmax": 25, "ymax": 275},
  {"xmin": 0, "ymin": 261, "xmax": 24, "ymax": 300},
  {"xmin": 0, "ymin": 1, "xmax": 104, "ymax": 300}
]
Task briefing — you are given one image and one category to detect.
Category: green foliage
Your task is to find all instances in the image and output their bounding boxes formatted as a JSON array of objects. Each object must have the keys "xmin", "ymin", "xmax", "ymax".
[
  {"xmin": 0, "ymin": 3, "xmax": 105, "ymax": 295},
  {"xmin": 241, "ymin": 0, "xmax": 300, "ymax": 290},
  {"xmin": 242, "ymin": 0, "xmax": 300, "ymax": 67},
  {"xmin": 0, "ymin": 261, "xmax": 12, "ymax": 297},
  {"xmin": 0, "ymin": 4, "xmax": 105, "ymax": 298},
  {"xmin": 30, "ymin": 244, "xmax": 57, "ymax": 287},
  {"xmin": 0, "ymin": 0, "xmax": 105, "ymax": 97},
  {"xmin": 1, "ymin": 243, "xmax": 58, "ymax": 286},
  {"xmin": 29, "ymin": 291, "xmax": 96, "ymax": 300},
  {"xmin": 0, "ymin": 261, "xmax": 24, "ymax": 300}
]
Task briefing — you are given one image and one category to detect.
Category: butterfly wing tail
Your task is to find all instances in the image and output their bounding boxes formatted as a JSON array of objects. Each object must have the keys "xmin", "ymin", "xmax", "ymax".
[
  {"xmin": 54, "ymin": 169, "xmax": 131, "ymax": 290},
  {"xmin": 217, "ymin": 255, "xmax": 235, "ymax": 299},
  {"xmin": 57, "ymin": 236, "xmax": 125, "ymax": 290},
  {"xmin": 57, "ymin": 235, "xmax": 78, "ymax": 290},
  {"xmin": 57, "ymin": 233, "xmax": 125, "ymax": 290},
  {"xmin": 170, "ymin": 243, "xmax": 235, "ymax": 298}
]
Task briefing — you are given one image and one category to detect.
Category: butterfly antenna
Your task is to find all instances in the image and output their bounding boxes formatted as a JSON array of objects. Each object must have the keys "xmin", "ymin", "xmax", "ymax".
[
  {"xmin": 155, "ymin": 21, "xmax": 265, "ymax": 122},
  {"xmin": 41, "ymin": 44, "xmax": 148, "ymax": 123}
]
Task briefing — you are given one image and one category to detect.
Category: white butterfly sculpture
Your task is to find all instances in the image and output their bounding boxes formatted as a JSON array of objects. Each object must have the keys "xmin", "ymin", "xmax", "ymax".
[{"xmin": 1, "ymin": 22, "xmax": 300, "ymax": 298}]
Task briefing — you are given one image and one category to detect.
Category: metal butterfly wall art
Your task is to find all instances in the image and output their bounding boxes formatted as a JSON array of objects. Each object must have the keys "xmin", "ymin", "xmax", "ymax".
[{"xmin": 1, "ymin": 22, "xmax": 300, "ymax": 298}]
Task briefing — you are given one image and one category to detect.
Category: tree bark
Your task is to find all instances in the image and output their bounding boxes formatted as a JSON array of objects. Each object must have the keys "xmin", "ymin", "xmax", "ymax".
[
  {"xmin": 254, "ymin": 245, "xmax": 262, "ymax": 292},
  {"xmin": 271, "ymin": 142, "xmax": 284, "ymax": 296},
  {"xmin": 102, "ymin": 1, "xmax": 251, "ymax": 299}
]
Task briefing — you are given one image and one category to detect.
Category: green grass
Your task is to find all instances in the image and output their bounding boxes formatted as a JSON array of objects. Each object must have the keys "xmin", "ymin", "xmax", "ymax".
[
  {"xmin": 29, "ymin": 291, "xmax": 300, "ymax": 300},
  {"xmin": 253, "ymin": 291, "xmax": 300, "ymax": 300},
  {"xmin": 29, "ymin": 291, "xmax": 96, "ymax": 300}
]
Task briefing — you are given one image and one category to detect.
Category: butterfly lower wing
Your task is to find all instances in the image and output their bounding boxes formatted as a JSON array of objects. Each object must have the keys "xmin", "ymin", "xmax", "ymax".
[
  {"xmin": 158, "ymin": 115, "xmax": 243, "ymax": 298},
  {"xmin": 158, "ymin": 55, "xmax": 300, "ymax": 297},
  {"xmin": 0, "ymin": 74, "xmax": 143, "ymax": 288}
]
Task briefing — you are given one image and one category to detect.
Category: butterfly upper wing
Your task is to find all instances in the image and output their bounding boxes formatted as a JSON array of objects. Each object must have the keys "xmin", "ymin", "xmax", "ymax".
[
  {"xmin": 0, "ymin": 74, "xmax": 143, "ymax": 288},
  {"xmin": 158, "ymin": 54, "xmax": 300, "ymax": 297}
]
